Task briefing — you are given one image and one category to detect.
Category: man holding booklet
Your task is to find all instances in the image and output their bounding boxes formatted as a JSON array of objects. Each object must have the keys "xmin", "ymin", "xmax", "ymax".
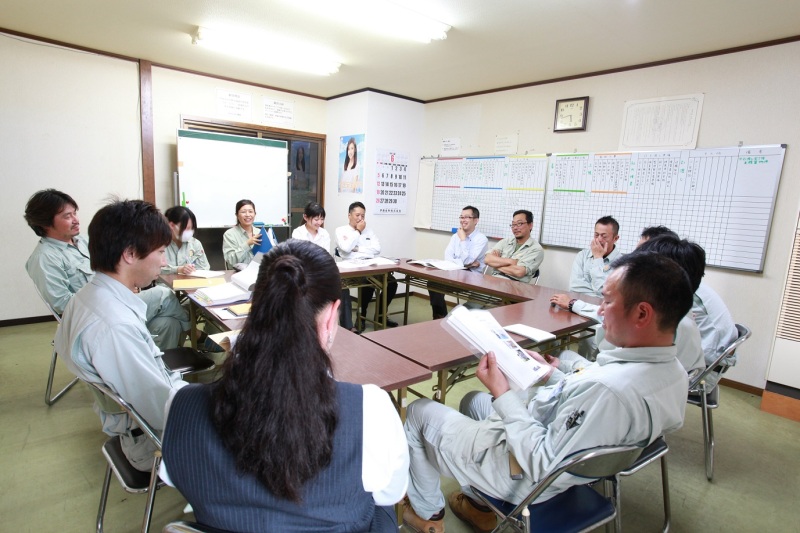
[{"xmin": 402, "ymin": 252, "xmax": 692, "ymax": 533}]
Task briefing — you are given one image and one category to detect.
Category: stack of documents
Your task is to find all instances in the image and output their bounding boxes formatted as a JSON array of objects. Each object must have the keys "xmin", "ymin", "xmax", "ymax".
[{"xmin": 194, "ymin": 262, "xmax": 258, "ymax": 306}]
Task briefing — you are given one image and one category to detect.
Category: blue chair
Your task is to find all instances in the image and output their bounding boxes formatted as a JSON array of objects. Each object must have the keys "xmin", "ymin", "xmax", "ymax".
[
  {"xmin": 469, "ymin": 444, "xmax": 643, "ymax": 533},
  {"xmin": 687, "ymin": 323, "xmax": 751, "ymax": 481}
]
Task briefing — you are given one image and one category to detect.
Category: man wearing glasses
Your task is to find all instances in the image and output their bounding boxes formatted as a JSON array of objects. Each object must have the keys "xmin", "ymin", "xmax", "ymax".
[
  {"xmin": 484, "ymin": 209, "xmax": 544, "ymax": 284},
  {"xmin": 429, "ymin": 206, "xmax": 488, "ymax": 319}
]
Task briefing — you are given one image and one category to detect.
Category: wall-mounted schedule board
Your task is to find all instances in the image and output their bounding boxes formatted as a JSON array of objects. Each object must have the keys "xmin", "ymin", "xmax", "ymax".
[
  {"xmin": 541, "ymin": 145, "xmax": 786, "ymax": 272},
  {"xmin": 428, "ymin": 155, "xmax": 549, "ymax": 240}
]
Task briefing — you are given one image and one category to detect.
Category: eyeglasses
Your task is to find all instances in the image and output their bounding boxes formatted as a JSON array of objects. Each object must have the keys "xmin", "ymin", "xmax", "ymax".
[
  {"xmin": 458, "ymin": 216, "xmax": 475, "ymax": 220},
  {"xmin": 509, "ymin": 222, "xmax": 529, "ymax": 228}
]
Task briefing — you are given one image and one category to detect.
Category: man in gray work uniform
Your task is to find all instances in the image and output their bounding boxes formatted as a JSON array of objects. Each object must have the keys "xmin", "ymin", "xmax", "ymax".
[
  {"xmin": 55, "ymin": 199, "xmax": 188, "ymax": 471},
  {"xmin": 402, "ymin": 251, "xmax": 691, "ymax": 533},
  {"xmin": 25, "ymin": 189, "xmax": 189, "ymax": 349}
]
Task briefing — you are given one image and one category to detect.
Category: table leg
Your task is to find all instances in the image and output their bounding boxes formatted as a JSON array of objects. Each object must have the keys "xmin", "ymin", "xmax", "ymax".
[
  {"xmin": 380, "ymin": 272, "xmax": 388, "ymax": 329},
  {"xmin": 189, "ymin": 300, "xmax": 198, "ymax": 350},
  {"xmin": 402, "ymin": 274, "xmax": 411, "ymax": 325},
  {"xmin": 397, "ymin": 387, "xmax": 408, "ymax": 422},
  {"xmin": 434, "ymin": 370, "xmax": 447, "ymax": 404}
]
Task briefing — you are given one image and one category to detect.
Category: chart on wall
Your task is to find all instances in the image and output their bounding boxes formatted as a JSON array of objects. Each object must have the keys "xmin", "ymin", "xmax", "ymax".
[
  {"xmin": 541, "ymin": 145, "xmax": 786, "ymax": 272},
  {"xmin": 430, "ymin": 155, "xmax": 549, "ymax": 239}
]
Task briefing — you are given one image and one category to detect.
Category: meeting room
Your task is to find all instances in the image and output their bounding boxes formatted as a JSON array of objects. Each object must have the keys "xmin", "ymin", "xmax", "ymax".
[{"xmin": 2, "ymin": 1, "xmax": 800, "ymax": 531}]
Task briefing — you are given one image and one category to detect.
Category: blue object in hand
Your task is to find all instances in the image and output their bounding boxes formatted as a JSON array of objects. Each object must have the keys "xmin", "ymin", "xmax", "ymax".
[{"xmin": 251, "ymin": 224, "xmax": 274, "ymax": 255}]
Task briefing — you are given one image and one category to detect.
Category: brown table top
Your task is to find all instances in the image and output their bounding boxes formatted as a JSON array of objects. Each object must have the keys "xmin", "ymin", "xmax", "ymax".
[
  {"xmin": 192, "ymin": 305, "xmax": 430, "ymax": 392},
  {"xmin": 174, "ymin": 260, "xmax": 600, "ymax": 379},
  {"xmin": 363, "ymin": 300, "xmax": 597, "ymax": 371},
  {"xmin": 336, "ymin": 261, "xmax": 400, "ymax": 277},
  {"xmin": 395, "ymin": 260, "xmax": 601, "ymax": 305},
  {"xmin": 330, "ymin": 327, "xmax": 431, "ymax": 390}
]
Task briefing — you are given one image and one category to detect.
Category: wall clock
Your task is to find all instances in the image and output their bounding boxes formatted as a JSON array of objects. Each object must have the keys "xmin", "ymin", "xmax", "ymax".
[{"xmin": 554, "ymin": 96, "xmax": 589, "ymax": 132}]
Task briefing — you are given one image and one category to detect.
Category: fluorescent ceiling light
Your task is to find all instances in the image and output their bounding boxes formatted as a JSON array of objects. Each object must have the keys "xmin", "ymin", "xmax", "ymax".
[
  {"xmin": 192, "ymin": 27, "xmax": 342, "ymax": 76},
  {"xmin": 289, "ymin": 0, "xmax": 451, "ymax": 43}
]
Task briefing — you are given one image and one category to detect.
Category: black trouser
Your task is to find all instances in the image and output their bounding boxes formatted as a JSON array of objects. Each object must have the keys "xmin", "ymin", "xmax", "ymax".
[
  {"xmin": 360, "ymin": 275, "xmax": 398, "ymax": 320},
  {"xmin": 338, "ymin": 275, "xmax": 398, "ymax": 328},
  {"xmin": 429, "ymin": 290, "xmax": 447, "ymax": 319}
]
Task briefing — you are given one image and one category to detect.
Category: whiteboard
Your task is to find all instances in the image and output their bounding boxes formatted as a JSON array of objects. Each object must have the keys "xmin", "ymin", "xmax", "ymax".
[
  {"xmin": 428, "ymin": 155, "xmax": 549, "ymax": 239},
  {"xmin": 541, "ymin": 145, "xmax": 786, "ymax": 272},
  {"xmin": 177, "ymin": 130, "xmax": 288, "ymax": 228}
]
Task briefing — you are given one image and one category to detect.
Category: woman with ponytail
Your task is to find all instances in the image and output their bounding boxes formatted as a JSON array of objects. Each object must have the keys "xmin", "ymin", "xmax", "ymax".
[{"xmin": 161, "ymin": 240, "xmax": 408, "ymax": 532}]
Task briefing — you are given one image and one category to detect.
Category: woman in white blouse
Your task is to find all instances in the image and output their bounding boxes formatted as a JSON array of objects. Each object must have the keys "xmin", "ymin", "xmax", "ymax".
[{"xmin": 291, "ymin": 201, "xmax": 331, "ymax": 255}]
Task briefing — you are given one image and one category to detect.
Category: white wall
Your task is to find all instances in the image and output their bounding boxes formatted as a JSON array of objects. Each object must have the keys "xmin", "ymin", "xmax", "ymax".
[
  {"xmin": 325, "ymin": 92, "xmax": 424, "ymax": 259},
  {"xmin": 417, "ymin": 42, "xmax": 800, "ymax": 389},
  {"xmin": 0, "ymin": 34, "xmax": 142, "ymax": 321}
]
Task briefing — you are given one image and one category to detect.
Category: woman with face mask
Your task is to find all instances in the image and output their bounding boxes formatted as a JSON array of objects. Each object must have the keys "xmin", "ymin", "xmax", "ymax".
[{"xmin": 162, "ymin": 206, "xmax": 210, "ymax": 274}]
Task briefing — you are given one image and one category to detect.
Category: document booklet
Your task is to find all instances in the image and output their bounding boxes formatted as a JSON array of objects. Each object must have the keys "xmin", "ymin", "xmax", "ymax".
[
  {"xmin": 226, "ymin": 303, "xmax": 252, "ymax": 317},
  {"xmin": 207, "ymin": 330, "xmax": 241, "ymax": 353},
  {"xmin": 443, "ymin": 305, "xmax": 551, "ymax": 391},
  {"xmin": 185, "ymin": 270, "xmax": 226, "ymax": 278},
  {"xmin": 408, "ymin": 259, "xmax": 465, "ymax": 271},
  {"xmin": 503, "ymin": 324, "xmax": 556, "ymax": 343},
  {"xmin": 337, "ymin": 256, "xmax": 398, "ymax": 269},
  {"xmin": 172, "ymin": 277, "xmax": 226, "ymax": 290},
  {"xmin": 194, "ymin": 283, "xmax": 251, "ymax": 306},
  {"xmin": 230, "ymin": 261, "xmax": 260, "ymax": 291}
]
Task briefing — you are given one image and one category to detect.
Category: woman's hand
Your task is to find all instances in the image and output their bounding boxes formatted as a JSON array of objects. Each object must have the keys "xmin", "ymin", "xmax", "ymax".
[{"xmin": 247, "ymin": 232, "xmax": 263, "ymax": 247}]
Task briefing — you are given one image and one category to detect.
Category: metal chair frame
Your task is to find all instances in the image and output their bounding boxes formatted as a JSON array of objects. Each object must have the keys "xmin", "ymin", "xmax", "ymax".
[
  {"xmin": 613, "ymin": 436, "xmax": 670, "ymax": 532},
  {"xmin": 85, "ymin": 381, "xmax": 164, "ymax": 533},
  {"xmin": 686, "ymin": 323, "xmax": 751, "ymax": 481},
  {"xmin": 31, "ymin": 286, "xmax": 79, "ymax": 405},
  {"xmin": 470, "ymin": 444, "xmax": 643, "ymax": 533}
]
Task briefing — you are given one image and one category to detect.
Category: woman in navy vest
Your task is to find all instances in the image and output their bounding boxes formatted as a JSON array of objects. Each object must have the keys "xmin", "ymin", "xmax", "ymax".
[{"xmin": 161, "ymin": 240, "xmax": 408, "ymax": 532}]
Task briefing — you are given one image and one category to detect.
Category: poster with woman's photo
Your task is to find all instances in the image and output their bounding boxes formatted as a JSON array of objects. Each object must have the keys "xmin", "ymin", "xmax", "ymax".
[{"xmin": 339, "ymin": 134, "xmax": 364, "ymax": 194}]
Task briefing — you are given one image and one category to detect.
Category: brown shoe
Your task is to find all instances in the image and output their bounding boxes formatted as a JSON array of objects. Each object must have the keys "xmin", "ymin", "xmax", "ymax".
[
  {"xmin": 447, "ymin": 491, "xmax": 496, "ymax": 533},
  {"xmin": 402, "ymin": 497, "xmax": 445, "ymax": 533}
]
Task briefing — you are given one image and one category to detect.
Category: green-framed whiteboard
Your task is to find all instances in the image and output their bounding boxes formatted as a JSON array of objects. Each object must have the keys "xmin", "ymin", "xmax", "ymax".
[{"xmin": 176, "ymin": 129, "xmax": 288, "ymax": 228}]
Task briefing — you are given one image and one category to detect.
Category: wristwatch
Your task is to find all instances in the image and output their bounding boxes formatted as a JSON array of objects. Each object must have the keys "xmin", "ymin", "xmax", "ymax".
[{"xmin": 568, "ymin": 299, "xmax": 577, "ymax": 312}]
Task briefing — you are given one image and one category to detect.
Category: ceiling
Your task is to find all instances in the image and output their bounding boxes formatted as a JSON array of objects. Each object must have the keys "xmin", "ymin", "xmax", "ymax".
[{"xmin": 2, "ymin": 0, "xmax": 799, "ymax": 102}]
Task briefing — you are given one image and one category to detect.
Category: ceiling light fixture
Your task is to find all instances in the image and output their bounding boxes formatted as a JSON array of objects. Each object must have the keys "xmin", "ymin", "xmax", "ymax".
[
  {"xmin": 291, "ymin": 0, "xmax": 451, "ymax": 43},
  {"xmin": 191, "ymin": 27, "xmax": 342, "ymax": 76}
]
